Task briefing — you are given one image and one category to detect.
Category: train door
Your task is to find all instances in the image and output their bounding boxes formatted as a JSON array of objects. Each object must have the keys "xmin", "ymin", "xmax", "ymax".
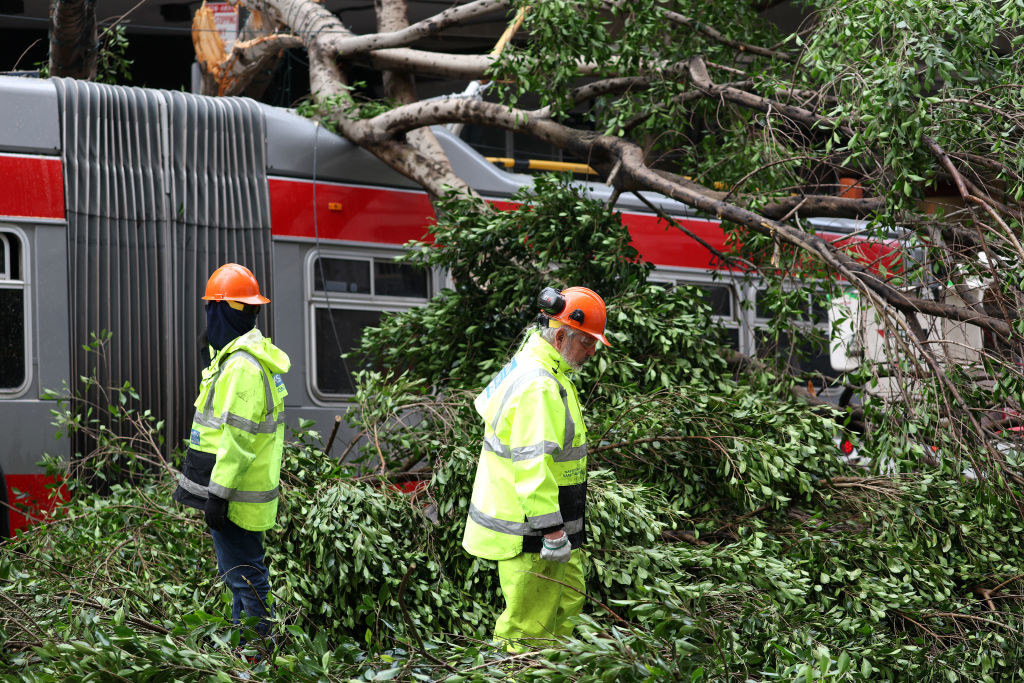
[{"xmin": 0, "ymin": 221, "xmax": 71, "ymax": 535}]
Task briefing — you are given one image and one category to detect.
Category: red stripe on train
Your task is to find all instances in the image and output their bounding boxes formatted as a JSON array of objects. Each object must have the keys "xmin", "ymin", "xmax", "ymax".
[
  {"xmin": 269, "ymin": 178, "xmax": 437, "ymax": 245},
  {"xmin": 268, "ymin": 178, "xmax": 732, "ymax": 269},
  {"xmin": 0, "ymin": 155, "xmax": 65, "ymax": 220}
]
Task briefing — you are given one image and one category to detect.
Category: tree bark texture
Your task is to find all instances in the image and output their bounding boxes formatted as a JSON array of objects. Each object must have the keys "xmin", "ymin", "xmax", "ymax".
[{"xmin": 49, "ymin": 0, "xmax": 97, "ymax": 80}]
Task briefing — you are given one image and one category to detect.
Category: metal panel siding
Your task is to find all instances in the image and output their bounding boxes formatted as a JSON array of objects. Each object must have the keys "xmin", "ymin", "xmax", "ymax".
[
  {"xmin": 53, "ymin": 79, "xmax": 272, "ymax": 460},
  {"xmin": 0, "ymin": 76, "xmax": 61, "ymax": 155}
]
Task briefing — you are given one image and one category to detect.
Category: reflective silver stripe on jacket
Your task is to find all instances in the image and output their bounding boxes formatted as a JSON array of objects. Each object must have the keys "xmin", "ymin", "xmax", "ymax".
[
  {"xmin": 469, "ymin": 503, "xmax": 583, "ymax": 536},
  {"xmin": 528, "ymin": 510, "xmax": 564, "ymax": 528},
  {"xmin": 484, "ymin": 437, "xmax": 587, "ymax": 464},
  {"xmin": 553, "ymin": 444, "xmax": 588, "ymax": 462},
  {"xmin": 192, "ymin": 410, "xmax": 284, "ymax": 434},
  {"xmin": 193, "ymin": 349, "xmax": 281, "ymax": 435},
  {"xmin": 562, "ymin": 379, "xmax": 576, "ymax": 450},
  {"xmin": 177, "ymin": 473, "xmax": 210, "ymax": 499},
  {"xmin": 208, "ymin": 481, "xmax": 280, "ymax": 503},
  {"xmin": 482, "ymin": 433, "xmax": 509, "ymax": 457},
  {"xmin": 177, "ymin": 475, "xmax": 280, "ymax": 503},
  {"xmin": 511, "ymin": 441, "xmax": 561, "ymax": 462},
  {"xmin": 484, "ymin": 365, "xmax": 584, "ymax": 462}
]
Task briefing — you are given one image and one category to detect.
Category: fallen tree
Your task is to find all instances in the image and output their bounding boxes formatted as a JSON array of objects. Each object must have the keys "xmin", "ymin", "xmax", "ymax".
[
  {"xmin": 2, "ymin": 178, "xmax": 1023, "ymax": 680},
  {"xmin": 186, "ymin": 0, "xmax": 1024, "ymax": 477}
]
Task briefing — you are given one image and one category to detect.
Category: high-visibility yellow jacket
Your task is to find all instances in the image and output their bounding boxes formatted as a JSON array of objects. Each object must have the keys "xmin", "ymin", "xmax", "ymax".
[
  {"xmin": 462, "ymin": 331, "xmax": 588, "ymax": 561},
  {"xmin": 173, "ymin": 328, "xmax": 290, "ymax": 531}
]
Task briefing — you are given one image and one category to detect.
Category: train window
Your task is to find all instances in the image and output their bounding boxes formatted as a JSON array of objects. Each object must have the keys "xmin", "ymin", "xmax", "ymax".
[
  {"xmin": 755, "ymin": 328, "xmax": 835, "ymax": 379},
  {"xmin": 374, "ymin": 260, "xmax": 429, "ymax": 298},
  {"xmin": 310, "ymin": 251, "xmax": 433, "ymax": 398},
  {"xmin": 0, "ymin": 231, "xmax": 26, "ymax": 391},
  {"xmin": 755, "ymin": 286, "xmax": 828, "ymax": 324},
  {"xmin": 696, "ymin": 284, "xmax": 733, "ymax": 318},
  {"xmin": 313, "ymin": 256, "xmax": 429, "ymax": 299},
  {"xmin": 753, "ymin": 284, "xmax": 835, "ymax": 380},
  {"xmin": 651, "ymin": 272, "xmax": 740, "ymax": 350},
  {"xmin": 314, "ymin": 257, "xmax": 371, "ymax": 294},
  {"xmin": 654, "ymin": 277, "xmax": 737, "ymax": 321},
  {"xmin": 313, "ymin": 307, "xmax": 383, "ymax": 396}
]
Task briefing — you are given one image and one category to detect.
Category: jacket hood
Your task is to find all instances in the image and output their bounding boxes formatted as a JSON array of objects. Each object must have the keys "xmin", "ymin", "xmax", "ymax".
[{"xmin": 218, "ymin": 328, "xmax": 291, "ymax": 374}]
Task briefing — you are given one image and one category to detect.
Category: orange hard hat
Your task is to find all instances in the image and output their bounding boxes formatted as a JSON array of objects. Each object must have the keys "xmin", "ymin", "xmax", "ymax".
[
  {"xmin": 538, "ymin": 286, "xmax": 610, "ymax": 346},
  {"xmin": 202, "ymin": 263, "xmax": 270, "ymax": 305}
]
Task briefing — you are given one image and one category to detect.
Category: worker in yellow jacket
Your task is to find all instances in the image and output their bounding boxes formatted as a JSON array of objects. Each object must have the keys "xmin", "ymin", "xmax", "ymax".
[
  {"xmin": 463, "ymin": 286, "xmax": 610, "ymax": 650},
  {"xmin": 173, "ymin": 263, "xmax": 290, "ymax": 639}
]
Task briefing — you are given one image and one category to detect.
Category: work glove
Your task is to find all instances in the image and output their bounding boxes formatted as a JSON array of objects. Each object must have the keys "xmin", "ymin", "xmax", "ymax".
[
  {"xmin": 205, "ymin": 493, "xmax": 229, "ymax": 531},
  {"xmin": 540, "ymin": 531, "xmax": 572, "ymax": 563}
]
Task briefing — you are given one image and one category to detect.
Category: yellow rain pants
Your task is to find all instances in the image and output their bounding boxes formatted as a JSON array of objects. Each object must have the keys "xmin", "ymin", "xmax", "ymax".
[{"xmin": 494, "ymin": 551, "xmax": 587, "ymax": 651}]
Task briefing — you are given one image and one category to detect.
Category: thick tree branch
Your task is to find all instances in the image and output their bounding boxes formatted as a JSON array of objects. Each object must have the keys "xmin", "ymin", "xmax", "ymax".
[
  {"xmin": 652, "ymin": 168, "xmax": 885, "ymax": 220},
  {"xmin": 664, "ymin": 11, "xmax": 795, "ymax": 62},
  {"xmin": 49, "ymin": 0, "xmax": 97, "ymax": 79},
  {"xmin": 366, "ymin": 97, "xmax": 1015, "ymax": 341},
  {"xmin": 217, "ymin": 34, "xmax": 304, "ymax": 96},
  {"xmin": 760, "ymin": 195, "xmax": 886, "ymax": 219},
  {"xmin": 566, "ymin": 76, "xmax": 655, "ymax": 105},
  {"xmin": 327, "ymin": 0, "xmax": 509, "ymax": 55},
  {"xmin": 365, "ymin": 48, "xmax": 495, "ymax": 80},
  {"xmin": 687, "ymin": 55, "xmax": 852, "ymax": 137},
  {"xmin": 374, "ymin": 0, "xmax": 457, "ymax": 200}
]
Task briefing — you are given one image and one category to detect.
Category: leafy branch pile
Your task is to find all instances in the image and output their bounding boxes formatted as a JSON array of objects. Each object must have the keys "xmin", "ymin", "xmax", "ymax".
[{"xmin": 2, "ymin": 181, "xmax": 1024, "ymax": 681}]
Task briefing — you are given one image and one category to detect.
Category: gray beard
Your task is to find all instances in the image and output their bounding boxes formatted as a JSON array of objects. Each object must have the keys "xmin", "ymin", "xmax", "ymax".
[{"xmin": 564, "ymin": 355, "xmax": 584, "ymax": 373}]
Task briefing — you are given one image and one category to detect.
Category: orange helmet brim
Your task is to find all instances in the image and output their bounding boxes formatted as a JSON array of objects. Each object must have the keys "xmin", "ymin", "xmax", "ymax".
[{"xmin": 201, "ymin": 293, "xmax": 271, "ymax": 305}]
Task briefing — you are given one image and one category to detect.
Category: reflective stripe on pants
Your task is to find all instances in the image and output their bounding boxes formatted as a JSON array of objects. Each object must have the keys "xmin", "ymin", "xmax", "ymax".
[{"xmin": 494, "ymin": 550, "xmax": 586, "ymax": 651}]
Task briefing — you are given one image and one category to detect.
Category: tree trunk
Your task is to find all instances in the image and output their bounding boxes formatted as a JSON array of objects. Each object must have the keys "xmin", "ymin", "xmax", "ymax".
[{"xmin": 49, "ymin": 0, "xmax": 97, "ymax": 80}]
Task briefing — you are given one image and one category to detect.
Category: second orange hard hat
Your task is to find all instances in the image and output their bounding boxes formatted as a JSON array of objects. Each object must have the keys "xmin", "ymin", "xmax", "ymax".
[
  {"xmin": 538, "ymin": 286, "xmax": 610, "ymax": 346},
  {"xmin": 202, "ymin": 263, "xmax": 270, "ymax": 305}
]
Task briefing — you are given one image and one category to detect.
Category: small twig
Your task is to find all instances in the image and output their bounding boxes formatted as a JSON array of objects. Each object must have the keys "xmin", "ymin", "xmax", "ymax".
[
  {"xmin": 324, "ymin": 415, "xmax": 343, "ymax": 456},
  {"xmin": 972, "ymin": 586, "xmax": 997, "ymax": 612},
  {"xmin": 395, "ymin": 562, "xmax": 454, "ymax": 670},
  {"xmin": 990, "ymin": 573, "xmax": 1024, "ymax": 594},
  {"xmin": 372, "ymin": 424, "xmax": 388, "ymax": 473},
  {"xmin": 591, "ymin": 434, "xmax": 724, "ymax": 454},
  {"xmin": 776, "ymin": 196, "xmax": 807, "ymax": 224},
  {"xmin": 734, "ymin": 503, "xmax": 770, "ymax": 523},
  {"xmin": 919, "ymin": 611, "xmax": 1024, "ymax": 636},
  {"xmin": 53, "ymin": 594, "xmax": 171, "ymax": 635},
  {"xmin": 0, "ymin": 498, "xmax": 45, "ymax": 524},
  {"xmin": 896, "ymin": 611, "xmax": 950, "ymax": 640},
  {"xmin": 660, "ymin": 529, "xmax": 708, "ymax": 546},
  {"xmin": 458, "ymin": 649, "xmax": 544, "ymax": 673},
  {"xmin": 0, "ymin": 588, "xmax": 42, "ymax": 637},
  {"xmin": 336, "ymin": 429, "xmax": 367, "ymax": 462}
]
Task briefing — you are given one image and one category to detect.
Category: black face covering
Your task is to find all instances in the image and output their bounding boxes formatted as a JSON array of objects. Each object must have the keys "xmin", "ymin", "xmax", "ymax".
[{"xmin": 205, "ymin": 300, "xmax": 258, "ymax": 351}]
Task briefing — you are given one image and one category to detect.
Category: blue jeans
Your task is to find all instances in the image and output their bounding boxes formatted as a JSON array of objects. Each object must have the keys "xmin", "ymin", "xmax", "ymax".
[{"xmin": 210, "ymin": 518, "xmax": 271, "ymax": 638}]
